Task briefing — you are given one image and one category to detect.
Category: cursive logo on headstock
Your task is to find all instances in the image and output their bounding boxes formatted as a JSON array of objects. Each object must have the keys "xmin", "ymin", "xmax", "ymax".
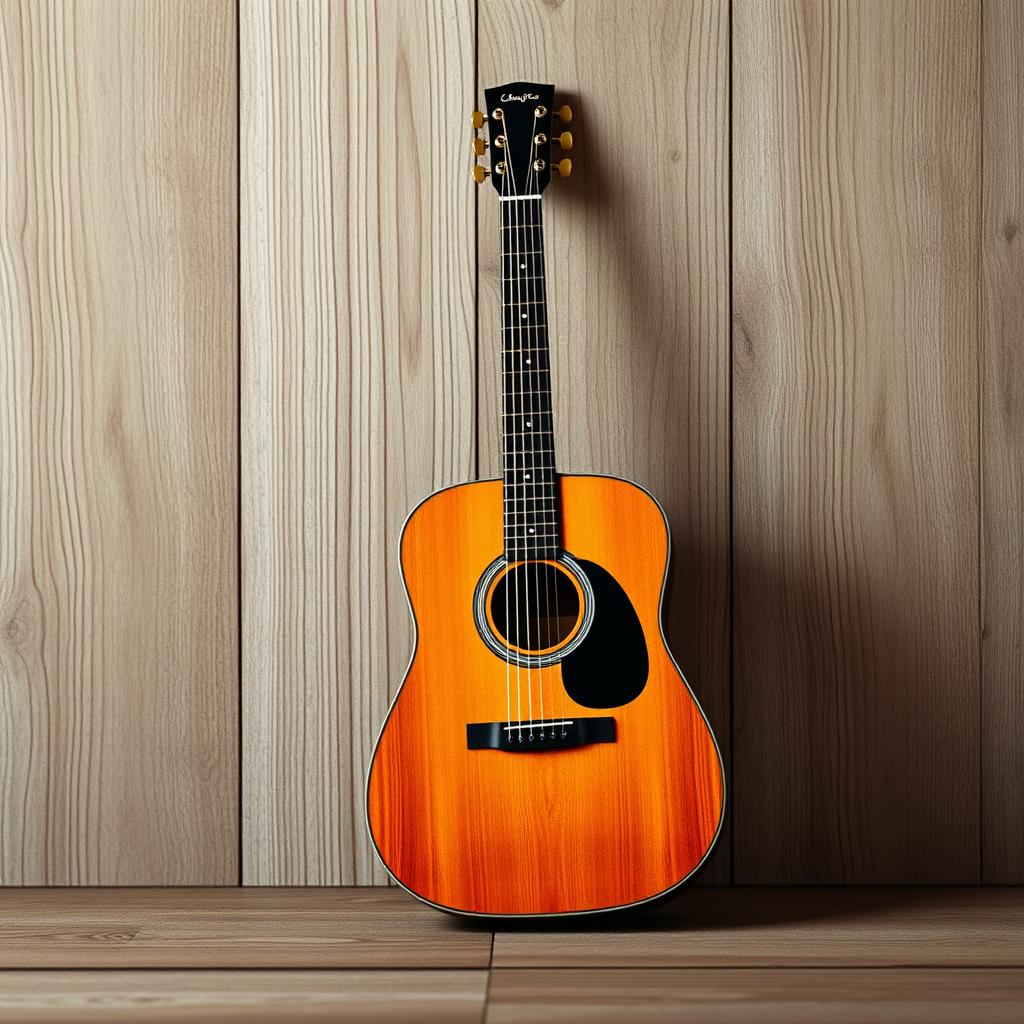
[{"xmin": 501, "ymin": 92, "xmax": 540, "ymax": 103}]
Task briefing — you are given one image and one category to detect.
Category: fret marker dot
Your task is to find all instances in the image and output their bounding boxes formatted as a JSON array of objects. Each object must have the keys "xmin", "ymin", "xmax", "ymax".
[
  {"xmin": 525, "ymin": 473, "xmax": 531, "ymax": 480},
  {"xmin": 526, "ymin": 421, "xmax": 531, "ymax": 427},
  {"xmin": 521, "ymin": 313, "xmax": 527, "ymax": 319},
  {"xmin": 528, "ymin": 528, "xmax": 535, "ymax": 534},
  {"xmin": 526, "ymin": 358, "xmax": 531, "ymax": 364},
  {"xmin": 520, "ymin": 263, "xmax": 526, "ymax": 269}
]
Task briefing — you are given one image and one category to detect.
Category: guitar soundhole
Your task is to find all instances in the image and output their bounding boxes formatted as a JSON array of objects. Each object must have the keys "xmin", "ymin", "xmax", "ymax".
[{"xmin": 486, "ymin": 560, "xmax": 583, "ymax": 656}]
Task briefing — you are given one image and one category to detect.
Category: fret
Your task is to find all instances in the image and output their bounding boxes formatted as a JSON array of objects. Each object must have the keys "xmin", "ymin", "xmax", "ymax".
[
  {"xmin": 503, "ymin": 446, "xmax": 557, "ymax": 457},
  {"xmin": 501, "ymin": 319, "xmax": 546, "ymax": 326},
  {"xmin": 502, "ymin": 410, "xmax": 552, "ymax": 420},
  {"xmin": 502, "ymin": 447, "xmax": 555, "ymax": 456},
  {"xmin": 503, "ymin": 288, "xmax": 546, "ymax": 304},
  {"xmin": 502, "ymin": 410, "xmax": 553, "ymax": 421},
  {"xmin": 501, "ymin": 274, "xmax": 548, "ymax": 286}
]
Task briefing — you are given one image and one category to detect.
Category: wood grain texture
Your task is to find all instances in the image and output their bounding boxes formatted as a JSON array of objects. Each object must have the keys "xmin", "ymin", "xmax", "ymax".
[
  {"xmin": 732, "ymin": 0, "xmax": 980, "ymax": 883},
  {"xmin": 367, "ymin": 476, "xmax": 723, "ymax": 916},
  {"xmin": 0, "ymin": 888, "xmax": 491, "ymax": 968},
  {"xmin": 0, "ymin": 0, "xmax": 237, "ymax": 883},
  {"xmin": 486, "ymin": 968, "xmax": 1024, "ymax": 1024},
  {"xmin": 241, "ymin": 0, "xmax": 475, "ymax": 884},
  {"xmin": 981, "ymin": 0, "xmax": 1024, "ymax": 884},
  {"xmin": 0, "ymin": 970, "xmax": 487, "ymax": 1023},
  {"xmin": 478, "ymin": 0, "xmax": 731, "ymax": 882},
  {"xmin": 492, "ymin": 887, "xmax": 1024, "ymax": 967}
]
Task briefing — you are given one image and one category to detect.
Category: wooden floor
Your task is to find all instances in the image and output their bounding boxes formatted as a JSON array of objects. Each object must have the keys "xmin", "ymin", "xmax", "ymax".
[{"xmin": 0, "ymin": 888, "xmax": 1022, "ymax": 1021}]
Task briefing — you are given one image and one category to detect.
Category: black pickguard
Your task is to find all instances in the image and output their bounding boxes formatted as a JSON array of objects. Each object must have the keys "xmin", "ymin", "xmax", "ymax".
[{"xmin": 560, "ymin": 560, "xmax": 648, "ymax": 708}]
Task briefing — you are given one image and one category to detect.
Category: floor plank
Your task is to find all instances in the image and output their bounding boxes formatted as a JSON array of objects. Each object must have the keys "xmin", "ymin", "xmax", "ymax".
[
  {"xmin": 0, "ymin": 970, "xmax": 487, "ymax": 1023},
  {"xmin": 492, "ymin": 888, "xmax": 1024, "ymax": 967},
  {"xmin": 0, "ymin": 889, "xmax": 490, "ymax": 969},
  {"xmin": 486, "ymin": 968, "xmax": 1024, "ymax": 1023}
]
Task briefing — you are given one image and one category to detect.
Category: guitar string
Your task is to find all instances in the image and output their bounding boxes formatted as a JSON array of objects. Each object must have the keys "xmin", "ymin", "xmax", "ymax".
[
  {"xmin": 508, "ymin": 149, "xmax": 535, "ymax": 740},
  {"xmin": 523, "ymin": 116, "xmax": 551, "ymax": 737},
  {"xmin": 527, "ymin": 127, "xmax": 547, "ymax": 735},
  {"xmin": 500, "ymin": 142, "xmax": 523, "ymax": 742},
  {"xmin": 498, "ymin": 146, "xmax": 511, "ymax": 741},
  {"xmin": 534, "ymin": 185, "xmax": 566, "ymax": 735}
]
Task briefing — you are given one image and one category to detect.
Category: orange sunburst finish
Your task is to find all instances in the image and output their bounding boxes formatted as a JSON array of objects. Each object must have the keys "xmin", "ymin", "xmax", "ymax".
[{"xmin": 366, "ymin": 474, "xmax": 724, "ymax": 917}]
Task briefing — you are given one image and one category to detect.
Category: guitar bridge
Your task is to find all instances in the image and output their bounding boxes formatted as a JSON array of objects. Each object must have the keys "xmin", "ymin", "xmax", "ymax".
[{"xmin": 466, "ymin": 717, "xmax": 616, "ymax": 752}]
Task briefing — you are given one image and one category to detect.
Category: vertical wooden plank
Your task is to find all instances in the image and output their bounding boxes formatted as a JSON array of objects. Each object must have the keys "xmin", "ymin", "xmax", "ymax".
[
  {"xmin": 0, "ymin": 1, "xmax": 238, "ymax": 883},
  {"xmin": 981, "ymin": 0, "xmax": 1024, "ymax": 884},
  {"xmin": 241, "ymin": 0, "xmax": 475, "ymax": 884},
  {"xmin": 478, "ymin": 0, "xmax": 731, "ymax": 880},
  {"xmin": 732, "ymin": 0, "xmax": 980, "ymax": 883}
]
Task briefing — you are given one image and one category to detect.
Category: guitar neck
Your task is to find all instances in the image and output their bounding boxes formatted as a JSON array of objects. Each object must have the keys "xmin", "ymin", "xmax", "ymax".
[{"xmin": 500, "ymin": 195, "xmax": 560, "ymax": 561}]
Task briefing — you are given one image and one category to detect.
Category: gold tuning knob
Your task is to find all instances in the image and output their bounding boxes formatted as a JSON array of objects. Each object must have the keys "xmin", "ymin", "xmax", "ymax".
[
  {"xmin": 471, "ymin": 110, "xmax": 486, "ymax": 129},
  {"xmin": 556, "ymin": 131, "xmax": 573, "ymax": 151},
  {"xmin": 554, "ymin": 104, "xmax": 573, "ymax": 123},
  {"xmin": 472, "ymin": 138, "xmax": 486, "ymax": 156},
  {"xmin": 472, "ymin": 164, "xmax": 489, "ymax": 184},
  {"xmin": 555, "ymin": 157, "xmax": 572, "ymax": 178}
]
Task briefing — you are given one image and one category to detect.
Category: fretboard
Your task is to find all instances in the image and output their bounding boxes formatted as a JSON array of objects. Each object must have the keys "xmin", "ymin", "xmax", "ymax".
[{"xmin": 500, "ymin": 196, "xmax": 560, "ymax": 560}]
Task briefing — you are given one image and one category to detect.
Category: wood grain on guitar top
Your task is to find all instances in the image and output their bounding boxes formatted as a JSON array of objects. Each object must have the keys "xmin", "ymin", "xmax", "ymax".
[{"xmin": 367, "ymin": 475, "xmax": 723, "ymax": 917}]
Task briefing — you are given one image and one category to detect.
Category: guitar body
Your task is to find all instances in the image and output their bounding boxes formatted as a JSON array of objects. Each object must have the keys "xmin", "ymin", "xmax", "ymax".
[{"xmin": 366, "ymin": 474, "xmax": 724, "ymax": 917}]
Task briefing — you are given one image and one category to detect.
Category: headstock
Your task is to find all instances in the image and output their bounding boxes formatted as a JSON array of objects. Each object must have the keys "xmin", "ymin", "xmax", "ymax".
[{"xmin": 471, "ymin": 82, "xmax": 573, "ymax": 196}]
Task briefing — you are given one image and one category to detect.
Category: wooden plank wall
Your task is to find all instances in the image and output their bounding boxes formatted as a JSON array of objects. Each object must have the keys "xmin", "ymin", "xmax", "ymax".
[
  {"xmin": 981, "ymin": 0, "xmax": 1024, "ymax": 885},
  {"xmin": 3, "ymin": 0, "xmax": 1023, "ymax": 887},
  {"xmin": 732, "ymin": 0, "xmax": 981, "ymax": 883},
  {"xmin": 0, "ymin": 1, "xmax": 238, "ymax": 883},
  {"xmin": 477, "ymin": 0, "xmax": 731, "ymax": 880},
  {"xmin": 240, "ymin": 0, "xmax": 475, "ymax": 884}
]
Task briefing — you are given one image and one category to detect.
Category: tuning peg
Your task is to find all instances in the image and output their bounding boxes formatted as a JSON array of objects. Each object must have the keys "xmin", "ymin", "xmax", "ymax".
[
  {"xmin": 554, "ymin": 104, "xmax": 573, "ymax": 124},
  {"xmin": 555, "ymin": 157, "xmax": 572, "ymax": 178},
  {"xmin": 472, "ymin": 138, "xmax": 486, "ymax": 156},
  {"xmin": 472, "ymin": 164, "xmax": 489, "ymax": 184},
  {"xmin": 555, "ymin": 131, "xmax": 573, "ymax": 151},
  {"xmin": 471, "ymin": 110, "xmax": 486, "ymax": 130}
]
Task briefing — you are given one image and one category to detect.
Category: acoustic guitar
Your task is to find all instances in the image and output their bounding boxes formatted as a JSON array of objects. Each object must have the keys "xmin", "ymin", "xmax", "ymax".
[{"xmin": 366, "ymin": 81, "xmax": 724, "ymax": 917}]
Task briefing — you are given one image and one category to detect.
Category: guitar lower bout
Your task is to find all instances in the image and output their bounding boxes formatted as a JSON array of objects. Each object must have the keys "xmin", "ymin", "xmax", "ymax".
[{"xmin": 366, "ymin": 473, "xmax": 725, "ymax": 918}]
